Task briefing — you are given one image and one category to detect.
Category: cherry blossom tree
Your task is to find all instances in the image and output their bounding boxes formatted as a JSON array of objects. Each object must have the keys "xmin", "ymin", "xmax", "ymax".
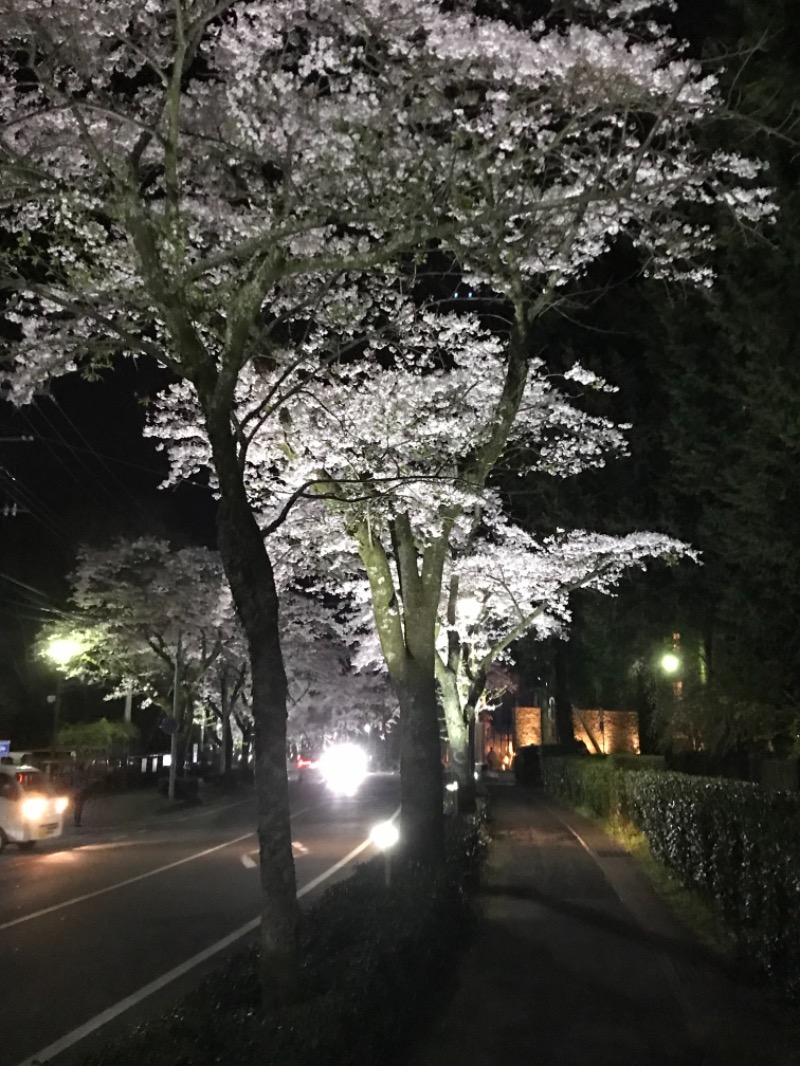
[
  {"xmin": 161, "ymin": 342, "xmax": 694, "ymax": 810},
  {"xmin": 1, "ymin": 0, "xmax": 774, "ymax": 992},
  {"xmin": 37, "ymin": 538, "xmax": 233, "ymax": 796},
  {"xmin": 435, "ymin": 522, "xmax": 694, "ymax": 802},
  {"xmin": 277, "ymin": 589, "xmax": 397, "ymax": 753}
]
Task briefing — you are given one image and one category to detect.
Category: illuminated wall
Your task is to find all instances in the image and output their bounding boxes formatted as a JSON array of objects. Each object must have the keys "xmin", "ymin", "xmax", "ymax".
[{"xmin": 514, "ymin": 707, "xmax": 640, "ymax": 755}]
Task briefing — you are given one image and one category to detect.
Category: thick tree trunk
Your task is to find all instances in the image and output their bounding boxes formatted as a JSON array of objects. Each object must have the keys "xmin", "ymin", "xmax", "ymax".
[
  {"xmin": 439, "ymin": 686, "xmax": 476, "ymax": 813},
  {"xmin": 204, "ymin": 405, "xmax": 299, "ymax": 1004},
  {"xmin": 356, "ymin": 523, "xmax": 446, "ymax": 868},
  {"xmin": 395, "ymin": 659, "xmax": 445, "ymax": 868}
]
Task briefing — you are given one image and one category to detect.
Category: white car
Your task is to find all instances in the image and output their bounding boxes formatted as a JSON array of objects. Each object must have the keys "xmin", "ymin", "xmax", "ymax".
[{"xmin": 0, "ymin": 764, "xmax": 69, "ymax": 852}]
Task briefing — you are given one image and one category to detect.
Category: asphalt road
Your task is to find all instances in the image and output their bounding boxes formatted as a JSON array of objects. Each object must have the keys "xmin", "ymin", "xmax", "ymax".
[{"xmin": 0, "ymin": 773, "xmax": 399, "ymax": 1066}]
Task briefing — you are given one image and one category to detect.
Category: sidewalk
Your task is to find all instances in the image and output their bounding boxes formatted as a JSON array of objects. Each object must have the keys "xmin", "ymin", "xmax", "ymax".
[{"xmin": 408, "ymin": 784, "xmax": 800, "ymax": 1066}]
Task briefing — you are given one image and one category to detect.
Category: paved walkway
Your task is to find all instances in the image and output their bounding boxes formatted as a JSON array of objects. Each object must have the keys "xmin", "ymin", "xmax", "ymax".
[{"xmin": 408, "ymin": 784, "xmax": 800, "ymax": 1066}]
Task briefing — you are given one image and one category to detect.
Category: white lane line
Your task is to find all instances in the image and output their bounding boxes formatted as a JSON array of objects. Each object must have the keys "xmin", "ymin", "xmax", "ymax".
[
  {"xmin": 241, "ymin": 852, "xmax": 258, "ymax": 869},
  {"xmin": 13, "ymin": 816, "xmax": 398, "ymax": 1066},
  {"xmin": 13, "ymin": 920, "xmax": 261, "ymax": 1066},
  {"xmin": 3, "ymin": 803, "xmax": 320, "ymax": 929},
  {"xmin": 0, "ymin": 832, "xmax": 254, "ymax": 932},
  {"xmin": 291, "ymin": 841, "xmax": 308, "ymax": 855},
  {"xmin": 73, "ymin": 841, "xmax": 151, "ymax": 852}
]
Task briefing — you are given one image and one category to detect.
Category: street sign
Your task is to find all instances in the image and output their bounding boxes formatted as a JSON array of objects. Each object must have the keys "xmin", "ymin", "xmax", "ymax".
[{"xmin": 0, "ymin": 740, "xmax": 10, "ymax": 755}]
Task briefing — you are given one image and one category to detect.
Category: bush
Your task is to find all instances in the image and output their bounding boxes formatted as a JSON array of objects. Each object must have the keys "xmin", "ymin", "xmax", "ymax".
[
  {"xmin": 543, "ymin": 756, "xmax": 800, "ymax": 999},
  {"xmin": 76, "ymin": 814, "xmax": 483, "ymax": 1066}
]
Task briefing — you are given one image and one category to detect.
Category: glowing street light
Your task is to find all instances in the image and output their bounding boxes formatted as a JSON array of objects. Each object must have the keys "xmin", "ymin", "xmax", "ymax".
[
  {"xmin": 45, "ymin": 636, "xmax": 84, "ymax": 751},
  {"xmin": 47, "ymin": 637, "xmax": 84, "ymax": 667},
  {"xmin": 370, "ymin": 819, "xmax": 400, "ymax": 887},
  {"xmin": 660, "ymin": 652, "xmax": 681, "ymax": 675}
]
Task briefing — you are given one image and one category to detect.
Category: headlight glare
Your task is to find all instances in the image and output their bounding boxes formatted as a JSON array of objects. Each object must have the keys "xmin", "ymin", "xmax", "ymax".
[
  {"xmin": 318, "ymin": 744, "xmax": 369, "ymax": 797},
  {"xmin": 21, "ymin": 796, "xmax": 48, "ymax": 821}
]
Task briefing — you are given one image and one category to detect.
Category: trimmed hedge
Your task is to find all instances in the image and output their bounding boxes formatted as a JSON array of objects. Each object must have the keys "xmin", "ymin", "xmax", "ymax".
[
  {"xmin": 542, "ymin": 756, "xmax": 800, "ymax": 999},
  {"xmin": 77, "ymin": 814, "xmax": 484, "ymax": 1066}
]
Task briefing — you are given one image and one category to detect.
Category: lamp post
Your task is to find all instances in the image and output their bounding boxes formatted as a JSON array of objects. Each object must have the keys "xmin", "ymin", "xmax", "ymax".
[
  {"xmin": 370, "ymin": 820, "xmax": 400, "ymax": 887},
  {"xmin": 45, "ymin": 637, "xmax": 83, "ymax": 752}
]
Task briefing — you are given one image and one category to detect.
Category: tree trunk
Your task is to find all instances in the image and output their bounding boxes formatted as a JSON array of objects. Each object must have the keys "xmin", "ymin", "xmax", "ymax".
[
  {"xmin": 395, "ymin": 659, "xmax": 445, "ymax": 868},
  {"xmin": 203, "ymin": 403, "xmax": 299, "ymax": 1004},
  {"xmin": 222, "ymin": 712, "xmax": 234, "ymax": 782},
  {"xmin": 439, "ymin": 683, "xmax": 476, "ymax": 813},
  {"xmin": 553, "ymin": 639, "xmax": 574, "ymax": 747},
  {"xmin": 355, "ymin": 521, "xmax": 446, "ymax": 868}
]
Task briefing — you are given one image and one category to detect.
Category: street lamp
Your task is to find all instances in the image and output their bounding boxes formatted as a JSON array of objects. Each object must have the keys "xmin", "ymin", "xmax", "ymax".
[
  {"xmin": 370, "ymin": 820, "xmax": 400, "ymax": 887},
  {"xmin": 46, "ymin": 637, "xmax": 84, "ymax": 752},
  {"xmin": 660, "ymin": 652, "xmax": 681, "ymax": 675},
  {"xmin": 659, "ymin": 637, "xmax": 683, "ymax": 701},
  {"xmin": 47, "ymin": 637, "xmax": 84, "ymax": 668}
]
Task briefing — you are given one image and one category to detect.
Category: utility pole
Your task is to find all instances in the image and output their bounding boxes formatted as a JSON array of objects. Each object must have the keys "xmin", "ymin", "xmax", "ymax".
[{"xmin": 168, "ymin": 634, "xmax": 182, "ymax": 802}]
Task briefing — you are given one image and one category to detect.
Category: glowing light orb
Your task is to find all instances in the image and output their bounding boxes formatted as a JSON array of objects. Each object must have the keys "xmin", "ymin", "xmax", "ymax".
[
  {"xmin": 660, "ymin": 652, "xmax": 681, "ymax": 675},
  {"xmin": 318, "ymin": 743, "xmax": 369, "ymax": 797},
  {"xmin": 369, "ymin": 820, "xmax": 400, "ymax": 851}
]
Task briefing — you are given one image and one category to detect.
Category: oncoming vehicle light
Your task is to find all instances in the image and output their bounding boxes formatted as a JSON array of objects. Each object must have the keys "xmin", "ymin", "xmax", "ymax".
[
  {"xmin": 318, "ymin": 744, "xmax": 369, "ymax": 797},
  {"xmin": 21, "ymin": 796, "xmax": 48, "ymax": 822}
]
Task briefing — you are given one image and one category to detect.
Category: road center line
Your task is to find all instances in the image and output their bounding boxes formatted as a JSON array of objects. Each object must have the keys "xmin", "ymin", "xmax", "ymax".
[
  {"xmin": 13, "ymin": 820, "xmax": 395, "ymax": 1066},
  {"xmin": 0, "ymin": 831, "xmax": 254, "ymax": 932}
]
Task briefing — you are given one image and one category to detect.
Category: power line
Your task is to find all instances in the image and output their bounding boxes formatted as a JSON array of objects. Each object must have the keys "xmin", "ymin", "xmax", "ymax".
[{"xmin": 51, "ymin": 396, "xmax": 160, "ymax": 520}]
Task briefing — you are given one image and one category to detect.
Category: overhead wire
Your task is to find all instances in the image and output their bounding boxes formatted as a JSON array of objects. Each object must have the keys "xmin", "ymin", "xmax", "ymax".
[
  {"xmin": 24, "ymin": 403, "xmax": 128, "ymax": 518},
  {"xmin": 49, "ymin": 395, "xmax": 163, "ymax": 521},
  {"xmin": 0, "ymin": 462, "xmax": 74, "ymax": 552}
]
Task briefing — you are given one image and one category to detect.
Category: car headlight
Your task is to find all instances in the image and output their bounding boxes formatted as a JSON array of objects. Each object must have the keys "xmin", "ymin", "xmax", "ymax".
[
  {"xmin": 318, "ymin": 744, "xmax": 369, "ymax": 797},
  {"xmin": 55, "ymin": 796, "xmax": 69, "ymax": 814},
  {"xmin": 21, "ymin": 796, "xmax": 48, "ymax": 821}
]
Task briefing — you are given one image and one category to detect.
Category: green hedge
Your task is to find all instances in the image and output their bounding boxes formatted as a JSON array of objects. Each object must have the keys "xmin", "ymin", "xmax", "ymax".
[
  {"xmin": 542, "ymin": 756, "xmax": 800, "ymax": 999},
  {"xmin": 77, "ymin": 815, "xmax": 484, "ymax": 1066}
]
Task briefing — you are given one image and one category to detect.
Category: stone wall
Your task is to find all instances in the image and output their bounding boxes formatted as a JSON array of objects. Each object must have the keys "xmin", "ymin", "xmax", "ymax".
[
  {"xmin": 513, "ymin": 706, "xmax": 640, "ymax": 755},
  {"xmin": 514, "ymin": 706, "xmax": 543, "ymax": 748},
  {"xmin": 572, "ymin": 709, "xmax": 639, "ymax": 754}
]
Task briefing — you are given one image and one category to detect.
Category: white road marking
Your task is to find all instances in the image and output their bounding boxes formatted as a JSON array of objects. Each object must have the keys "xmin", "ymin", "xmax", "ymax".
[
  {"xmin": 241, "ymin": 841, "xmax": 308, "ymax": 867},
  {"xmin": 12, "ymin": 811, "xmax": 400, "ymax": 1066},
  {"xmin": 0, "ymin": 831, "xmax": 254, "ymax": 932},
  {"xmin": 3, "ymin": 802, "xmax": 319, "ymax": 927},
  {"xmin": 73, "ymin": 841, "xmax": 151, "ymax": 852}
]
